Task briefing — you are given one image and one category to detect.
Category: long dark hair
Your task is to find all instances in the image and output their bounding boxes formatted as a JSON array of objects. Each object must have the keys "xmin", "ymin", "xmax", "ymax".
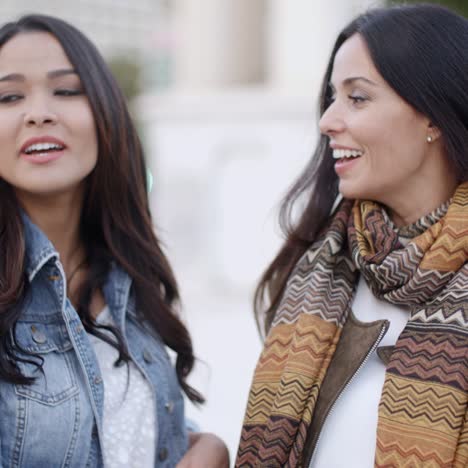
[
  {"xmin": 0, "ymin": 14, "xmax": 203, "ymax": 403},
  {"xmin": 255, "ymin": 3, "xmax": 468, "ymax": 336}
]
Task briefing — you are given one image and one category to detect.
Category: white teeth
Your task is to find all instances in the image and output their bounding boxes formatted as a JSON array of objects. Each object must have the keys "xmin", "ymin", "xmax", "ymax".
[
  {"xmin": 24, "ymin": 142, "xmax": 64, "ymax": 154},
  {"xmin": 332, "ymin": 149, "xmax": 363, "ymax": 160}
]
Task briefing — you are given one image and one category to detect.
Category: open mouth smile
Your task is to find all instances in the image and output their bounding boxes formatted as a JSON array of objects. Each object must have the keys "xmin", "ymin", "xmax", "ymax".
[
  {"xmin": 20, "ymin": 136, "xmax": 67, "ymax": 164},
  {"xmin": 332, "ymin": 148, "xmax": 363, "ymax": 161},
  {"xmin": 332, "ymin": 148, "xmax": 364, "ymax": 175}
]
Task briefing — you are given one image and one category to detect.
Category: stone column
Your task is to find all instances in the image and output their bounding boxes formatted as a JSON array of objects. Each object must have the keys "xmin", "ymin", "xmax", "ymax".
[{"xmin": 172, "ymin": 0, "xmax": 265, "ymax": 90}]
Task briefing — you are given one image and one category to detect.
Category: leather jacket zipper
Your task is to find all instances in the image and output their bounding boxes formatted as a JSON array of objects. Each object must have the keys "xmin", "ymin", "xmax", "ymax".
[{"xmin": 305, "ymin": 320, "xmax": 389, "ymax": 467}]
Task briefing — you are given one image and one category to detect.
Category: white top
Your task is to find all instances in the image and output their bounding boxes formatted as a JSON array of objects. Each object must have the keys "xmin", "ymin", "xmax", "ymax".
[
  {"xmin": 311, "ymin": 275, "xmax": 409, "ymax": 468},
  {"xmin": 89, "ymin": 307, "xmax": 156, "ymax": 468}
]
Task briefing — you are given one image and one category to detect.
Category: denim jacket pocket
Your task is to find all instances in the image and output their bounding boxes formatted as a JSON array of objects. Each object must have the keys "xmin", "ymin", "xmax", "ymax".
[{"xmin": 14, "ymin": 320, "xmax": 79, "ymax": 405}]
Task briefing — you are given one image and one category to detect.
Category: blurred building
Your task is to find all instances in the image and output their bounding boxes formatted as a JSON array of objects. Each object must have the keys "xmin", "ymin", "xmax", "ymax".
[
  {"xmin": 136, "ymin": 0, "xmax": 383, "ymax": 458},
  {"xmin": 0, "ymin": 0, "xmax": 162, "ymax": 56},
  {"xmin": 0, "ymin": 0, "xmax": 174, "ymax": 88},
  {"xmin": 140, "ymin": 0, "xmax": 382, "ymax": 285},
  {"xmin": 169, "ymin": 0, "xmax": 375, "ymax": 92}
]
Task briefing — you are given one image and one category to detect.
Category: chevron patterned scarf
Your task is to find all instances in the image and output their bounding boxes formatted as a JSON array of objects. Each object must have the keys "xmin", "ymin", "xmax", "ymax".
[{"xmin": 237, "ymin": 182, "xmax": 468, "ymax": 467}]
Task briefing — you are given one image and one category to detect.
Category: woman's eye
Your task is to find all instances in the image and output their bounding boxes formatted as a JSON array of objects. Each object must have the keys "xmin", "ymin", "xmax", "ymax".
[
  {"xmin": 0, "ymin": 94, "xmax": 23, "ymax": 103},
  {"xmin": 54, "ymin": 89, "xmax": 83, "ymax": 97},
  {"xmin": 348, "ymin": 95, "xmax": 367, "ymax": 104}
]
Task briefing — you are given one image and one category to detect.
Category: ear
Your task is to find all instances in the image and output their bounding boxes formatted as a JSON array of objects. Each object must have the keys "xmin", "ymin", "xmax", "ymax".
[{"xmin": 427, "ymin": 122, "xmax": 442, "ymax": 142}]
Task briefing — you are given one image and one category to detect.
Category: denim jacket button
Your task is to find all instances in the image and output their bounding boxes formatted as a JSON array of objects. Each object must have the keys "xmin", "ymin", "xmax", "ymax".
[
  {"xmin": 165, "ymin": 401, "xmax": 174, "ymax": 414},
  {"xmin": 158, "ymin": 447, "xmax": 168, "ymax": 461},
  {"xmin": 142, "ymin": 349, "xmax": 153, "ymax": 363},
  {"xmin": 94, "ymin": 376, "xmax": 103, "ymax": 385},
  {"xmin": 31, "ymin": 326, "xmax": 47, "ymax": 344}
]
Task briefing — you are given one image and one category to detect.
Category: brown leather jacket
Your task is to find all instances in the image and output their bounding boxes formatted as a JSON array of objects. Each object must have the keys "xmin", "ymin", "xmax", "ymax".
[{"xmin": 302, "ymin": 311, "xmax": 390, "ymax": 466}]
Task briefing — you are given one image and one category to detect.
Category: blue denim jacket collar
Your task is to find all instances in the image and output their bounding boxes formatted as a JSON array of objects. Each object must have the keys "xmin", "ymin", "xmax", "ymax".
[
  {"xmin": 21, "ymin": 211, "xmax": 59, "ymax": 282},
  {"xmin": 21, "ymin": 210, "xmax": 133, "ymax": 325}
]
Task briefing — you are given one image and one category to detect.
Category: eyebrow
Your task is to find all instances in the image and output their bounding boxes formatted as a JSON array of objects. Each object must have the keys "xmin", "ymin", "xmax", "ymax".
[
  {"xmin": 343, "ymin": 76, "xmax": 378, "ymax": 86},
  {"xmin": 47, "ymin": 68, "xmax": 77, "ymax": 79},
  {"xmin": 0, "ymin": 73, "xmax": 24, "ymax": 82},
  {"xmin": 0, "ymin": 68, "xmax": 78, "ymax": 82},
  {"xmin": 329, "ymin": 76, "xmax": 378, "ymax": 91}
]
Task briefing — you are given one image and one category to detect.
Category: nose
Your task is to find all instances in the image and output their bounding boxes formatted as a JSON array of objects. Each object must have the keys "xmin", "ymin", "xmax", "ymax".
[
  {"xmin": 23, "ymin": 98, "xmax": 58, "ymax": 127},
  {"xmin": 318, "ymin": 100, "xmax": 345, "ymax": 136}
]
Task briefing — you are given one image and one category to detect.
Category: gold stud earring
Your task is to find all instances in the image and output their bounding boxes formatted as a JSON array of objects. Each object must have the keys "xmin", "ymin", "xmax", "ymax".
[{"xmin": 426, "ymin": 135, "xmax": 433, "ymax": 143}]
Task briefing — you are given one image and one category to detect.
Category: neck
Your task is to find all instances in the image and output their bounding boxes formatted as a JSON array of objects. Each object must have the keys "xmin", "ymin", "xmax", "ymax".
[
  {"xmin": 16, "ymin": 189, "xmax": 85, "ymax": 275},
  {"xmin": 385, "ymin": 177, "xmax": 457, "ymax": 227},
  {"xmin": 381, "ymin": 145, "xmax": 458, "ymax": 227}
]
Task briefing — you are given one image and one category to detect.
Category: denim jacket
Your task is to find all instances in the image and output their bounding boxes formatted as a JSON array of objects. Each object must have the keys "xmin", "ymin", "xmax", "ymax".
[{"xmin": 0, "ymin": 214, "xmax": 189, "ymax": 467}]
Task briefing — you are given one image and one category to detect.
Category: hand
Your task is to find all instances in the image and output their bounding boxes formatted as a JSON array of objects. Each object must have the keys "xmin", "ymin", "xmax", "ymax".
[{"xmin": 176, "ymin": 432, "xmax": 230, "ymax": 468}]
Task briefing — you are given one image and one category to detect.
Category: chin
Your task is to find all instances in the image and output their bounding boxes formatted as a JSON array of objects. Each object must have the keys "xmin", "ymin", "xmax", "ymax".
[
  {"xmin": 338, "ymin": 181, "xmax": 364, "ymax": 200},
  {"xmin": 338, "ymin": 177, "xmax": 383, "ymax": 202},
  {"xmin": 15, "ymin": 178, "xmax": 85, "ymax": 198}
]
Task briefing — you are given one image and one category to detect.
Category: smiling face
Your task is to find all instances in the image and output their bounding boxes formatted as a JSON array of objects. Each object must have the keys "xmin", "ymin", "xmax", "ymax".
[
  {"xmin": 0, "ymin": 31, "xmax": 97, "ymax": 201},
  {"xmin": 319, "ymin": 34, "xmax": 452, "ymax": 207}
]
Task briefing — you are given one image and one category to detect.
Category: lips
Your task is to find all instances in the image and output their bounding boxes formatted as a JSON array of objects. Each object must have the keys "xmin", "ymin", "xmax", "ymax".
[
  {"xmin": 334, "ymin": 154, "xmax": 362, "ymax": 177},
  {"xmin": 19, "ymin": 136, "xmax": 67, "ymax": 165},
  {"xmin": 20, "ymin": 136, "xmax": 67, "ymax": 155}
]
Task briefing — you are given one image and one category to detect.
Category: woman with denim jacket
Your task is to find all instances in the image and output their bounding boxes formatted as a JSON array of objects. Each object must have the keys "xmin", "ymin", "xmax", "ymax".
[{"xmin": 0, "ymin": 14, "xmax": 228, "ymax": 468}]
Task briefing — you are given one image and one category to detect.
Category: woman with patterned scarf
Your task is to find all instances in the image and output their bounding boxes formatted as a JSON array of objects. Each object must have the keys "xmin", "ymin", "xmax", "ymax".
[{"xmin": 236, "ymin": 4, "xmax": 467, "ymax": 468}]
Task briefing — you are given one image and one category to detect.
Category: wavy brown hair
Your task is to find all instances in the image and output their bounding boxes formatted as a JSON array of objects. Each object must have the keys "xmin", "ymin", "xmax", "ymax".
[
  {"xmin": 255, "ymin": 4, "xmax": 468, "ymax": 337},
  {"xmin": 0, "ymin": 14, "xmax": 203, "ymax": 403}
]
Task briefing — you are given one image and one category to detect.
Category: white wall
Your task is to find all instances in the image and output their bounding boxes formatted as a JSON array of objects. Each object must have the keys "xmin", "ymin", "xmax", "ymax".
[{"xmin": 139, "ymin": 91, "xmax": 316, "ymax": 458}]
